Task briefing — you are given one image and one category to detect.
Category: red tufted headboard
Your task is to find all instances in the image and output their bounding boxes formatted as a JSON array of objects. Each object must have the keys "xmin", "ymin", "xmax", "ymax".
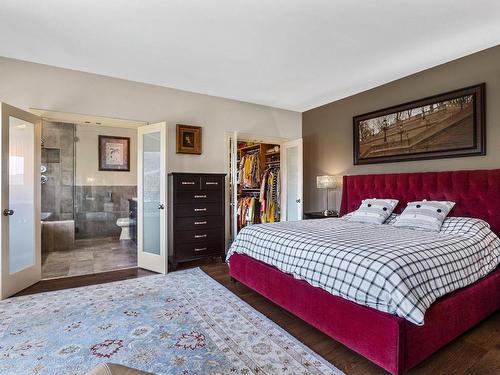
[{"xmin": 339, "ymin": 169, "xmax": 500, "ymax": 235}]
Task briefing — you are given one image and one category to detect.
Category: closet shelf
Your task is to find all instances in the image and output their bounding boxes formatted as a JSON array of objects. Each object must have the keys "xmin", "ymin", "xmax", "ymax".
[{"xmin": 239, "ymin": 144, "xmax": 261, "ymax": 152}]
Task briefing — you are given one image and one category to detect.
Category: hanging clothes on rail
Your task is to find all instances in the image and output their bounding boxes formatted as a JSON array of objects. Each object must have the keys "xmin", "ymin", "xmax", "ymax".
[
  {"xmin": 259, "ymin": 167, "xmax": 280, "ymax": 223},
  {"xmin": 237, "ymin": 196, "xmax": 261, "ymax": 229},
  {"xmin": 239, "ymin": 152, "xmax": 261, "ymax": 188}
]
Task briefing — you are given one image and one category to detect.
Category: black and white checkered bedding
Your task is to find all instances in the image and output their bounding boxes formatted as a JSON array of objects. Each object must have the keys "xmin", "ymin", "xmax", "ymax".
[{"xmin": 227, "ymin": 216, "xmax": 500, "ymax": 325}]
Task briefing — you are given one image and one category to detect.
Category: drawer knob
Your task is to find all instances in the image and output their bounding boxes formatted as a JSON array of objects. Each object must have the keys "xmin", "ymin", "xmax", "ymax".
[
  {"xmin": 182, "ymin": 181, "xmax": 196, "ymax": 185},
  {"xmin": 205, "ymin": 182, "xmax": 218, "ymax": 185},
  {"xmin": 194, "ymin": 234, "xmax": 207, "ymax": 238},
  {"xmin": 194, "ymin": 247, "xmax": 207, "ymax": 252},
  {"xmin": 194, "ymin": 208, "xmax": 207, "ymax": 212},
  {"xmin": 194, "ymin": 221, "xmax": 207, "ymax": 225},
  {"xmin": 194, "ymin": 195, "xmax": 207, "ymax": 198}
]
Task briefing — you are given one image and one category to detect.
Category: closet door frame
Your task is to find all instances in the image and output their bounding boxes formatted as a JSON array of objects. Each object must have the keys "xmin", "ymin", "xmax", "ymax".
[
  {"xmin": 224, "ymin": 132, "xmax": 291, "ymax": 249},
  {"xmin": 281, "ymin": 138, "xmax": 303, "ymax": 221}
]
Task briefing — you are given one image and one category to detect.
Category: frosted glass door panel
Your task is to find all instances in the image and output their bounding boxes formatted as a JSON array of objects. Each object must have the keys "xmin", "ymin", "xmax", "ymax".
[
  {"xmin": 142, "ymin": 132, "xmax": 161, "ymax": 255},
  {"xmin": 285, "ymin": 146, "xmax": 299, "ymax": 221},
  {"xmin": 9, "ymin": 116, "xmax": 35, "ymax": 273},
  {"xmin": 0, "ymin": 103, "xmax": 41, "ymax": 299}
]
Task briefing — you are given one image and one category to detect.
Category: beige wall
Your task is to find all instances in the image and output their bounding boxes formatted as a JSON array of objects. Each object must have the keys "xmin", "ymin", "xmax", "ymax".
[
  {"xmin": 0, "ymin": 57, "xmax": 301, "ymax": 176},
  {"xmin": 303, "ymin": 45, "xmax": 500, "ymax": 212},
  {"xmin": 75, "ymin": 124, "xmax": 137, "ymax": 186}
]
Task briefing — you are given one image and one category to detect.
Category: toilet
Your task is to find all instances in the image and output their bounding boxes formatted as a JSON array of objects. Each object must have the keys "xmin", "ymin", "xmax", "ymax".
[{"xmin": 116, "ymin": 217, "xmax": 131, "ymax": 240}]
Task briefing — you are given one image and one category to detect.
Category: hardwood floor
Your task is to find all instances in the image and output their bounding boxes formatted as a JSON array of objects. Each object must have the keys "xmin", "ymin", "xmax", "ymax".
[
  {"xmin": 16, "ymin": 267, "xmax": 155, "ymax": 296},
  {"xmin": 13, "ymin": 261, "xmax": 500, "ymax": 374}
]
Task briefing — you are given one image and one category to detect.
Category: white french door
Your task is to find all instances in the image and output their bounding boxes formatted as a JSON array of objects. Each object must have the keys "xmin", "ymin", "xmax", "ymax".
[
  {"xmin": 281, "ymin": 138, "xmax": 303, "ymax": 221},
  {"xmin": 137, "ymin": 122, "xmax": 168, "ymax": 273},
  {"xmin": 0, "ymin": 103, "xmax": 41, "ymax": 299}
]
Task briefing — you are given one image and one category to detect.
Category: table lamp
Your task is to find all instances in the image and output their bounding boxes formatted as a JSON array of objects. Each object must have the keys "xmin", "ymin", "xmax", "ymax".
[{"xmin": 316, "ymin": 175, "xmax": 340, "ymax": 216}]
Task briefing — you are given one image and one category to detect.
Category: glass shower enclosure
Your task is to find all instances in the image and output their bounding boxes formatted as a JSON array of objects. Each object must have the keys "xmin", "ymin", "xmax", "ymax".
[{"xmin": 40, "ymin": 121, "xmax": 76, "ymax": 252}]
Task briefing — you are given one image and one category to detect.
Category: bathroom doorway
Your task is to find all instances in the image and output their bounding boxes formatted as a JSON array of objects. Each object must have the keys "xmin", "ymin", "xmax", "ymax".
[{"xmin": 40, "ymin": 118, "xmax": 140, "ymax": 279}]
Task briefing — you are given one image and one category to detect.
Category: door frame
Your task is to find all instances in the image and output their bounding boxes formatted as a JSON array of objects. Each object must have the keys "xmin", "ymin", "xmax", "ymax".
[
  {"xmin": 137, "ymin": 122, "xmax": 168, "ymax": 274},
  {"xmin": 280, "ymin": 138, "xmax": 303, "ymax": 221},
  {"xmin": 0, "ymin": 103, "xmax": 42, "ymax": 299},
  {"xmin": 223, "ymin": 132, "xmax": 291, "ymax": 249}
]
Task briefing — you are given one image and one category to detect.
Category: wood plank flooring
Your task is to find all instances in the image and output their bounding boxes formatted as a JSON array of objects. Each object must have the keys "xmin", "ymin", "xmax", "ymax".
[
  {"xmin": 16, "ymin": 267, "xmax": 155, "ymax": 296},
  {"xmin": 14, "ymin": 262, "xmax": 500, "ymax": 374}
]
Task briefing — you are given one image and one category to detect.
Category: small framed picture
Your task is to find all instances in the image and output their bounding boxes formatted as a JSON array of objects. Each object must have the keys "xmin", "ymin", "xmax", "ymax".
[
  {"xmin": 176, "ymin": 124, "xmax": 202, "ymax": 154},
  {"xmin": 98, "ymin": 135, "xmax": 130, "ymax": 171}
]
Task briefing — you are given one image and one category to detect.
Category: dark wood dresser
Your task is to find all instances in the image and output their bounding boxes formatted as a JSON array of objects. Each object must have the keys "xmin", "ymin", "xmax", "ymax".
[{"xmin": 168, "ymin": 173, "xmax": 226, "ymax": 270}]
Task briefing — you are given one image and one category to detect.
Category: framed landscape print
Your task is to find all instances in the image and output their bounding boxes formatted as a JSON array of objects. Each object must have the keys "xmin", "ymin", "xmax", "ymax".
[
  {"xmin": 176, "ymin": 124, "xmax": 202, "ymax": 154},
  {"xmin": 353, "ymin": 83, "xmax": 485, "ymax": 165},
  {"xmin": 98, "ymin": 135, "xmax": 130, "ymax": 171}
]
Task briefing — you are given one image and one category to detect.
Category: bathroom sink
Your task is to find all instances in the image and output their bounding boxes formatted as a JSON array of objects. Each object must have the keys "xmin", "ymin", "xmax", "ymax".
[{"xmin": 41, "ymin": 212, "xmax": 53, "ymax": 221}]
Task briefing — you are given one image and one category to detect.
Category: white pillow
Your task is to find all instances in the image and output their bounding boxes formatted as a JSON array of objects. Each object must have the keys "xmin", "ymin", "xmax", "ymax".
[
  {"xmin": 394, "ymin": 200, "xmax": 455, "ymax": 232},
  {"xmin": 349, "ymin": 198, "xmax": 399, "ymax": 225}
]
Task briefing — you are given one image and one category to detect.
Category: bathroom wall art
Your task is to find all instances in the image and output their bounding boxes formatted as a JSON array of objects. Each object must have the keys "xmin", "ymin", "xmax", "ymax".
[{"xmin": 98, "ymin": 135, "xmax": 130, "ymax": 171}]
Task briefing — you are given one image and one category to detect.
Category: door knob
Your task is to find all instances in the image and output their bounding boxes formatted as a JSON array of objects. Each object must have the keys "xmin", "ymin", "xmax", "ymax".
[
  {"xmin": 3, "ymin": 209, "xmax": 14, "ymax": 216},
  {"xmin": 296, "ymin": 199, "xmax": 301, "ymax": 203},
  {"xmin": 158, "ymin": 204, "xmax": 165, "ymax": 210}
]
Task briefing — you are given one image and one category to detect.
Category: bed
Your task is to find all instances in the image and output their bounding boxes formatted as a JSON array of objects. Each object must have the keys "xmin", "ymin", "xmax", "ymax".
[{"xmin": 227, "ymin": 169, "xmax": 500, "ymax": 375}]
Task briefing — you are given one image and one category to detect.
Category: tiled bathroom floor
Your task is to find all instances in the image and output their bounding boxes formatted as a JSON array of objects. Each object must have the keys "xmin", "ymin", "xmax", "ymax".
[{"xmin": 42, "ymin": 237, "xmax": 137, "ymax": 279}]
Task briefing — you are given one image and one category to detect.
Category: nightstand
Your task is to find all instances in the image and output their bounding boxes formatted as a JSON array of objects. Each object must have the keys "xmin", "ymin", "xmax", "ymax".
[{"xmin": 304, "ymin": 211, "xmax": 339, "ymax": 220}]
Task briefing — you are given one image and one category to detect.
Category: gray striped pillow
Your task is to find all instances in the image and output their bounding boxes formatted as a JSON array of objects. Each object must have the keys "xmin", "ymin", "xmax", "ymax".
[
  {"xmin": 349, "ymin": 198, "xmax": 399, "ymax": 224},
  {"xmin": 394, "ymin": 200, "xmax": 455, "ymax": 232}
]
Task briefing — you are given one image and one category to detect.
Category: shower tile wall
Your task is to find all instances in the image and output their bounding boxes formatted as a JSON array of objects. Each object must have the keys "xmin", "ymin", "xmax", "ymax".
[
  {"xmin": 41, "ymin": 121, "xmax": 75, "ymax": 221},
  {"xmin": 75, "ymin": 186, "xmax": 137, "ymax": 239},
  {"xmin": 42, "ymin": 121, "xmax": 138, "ymax": 243}
]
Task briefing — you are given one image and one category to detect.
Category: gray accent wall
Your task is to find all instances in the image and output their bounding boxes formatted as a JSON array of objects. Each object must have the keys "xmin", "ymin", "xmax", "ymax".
[{"xmin": 302, "ymin": 45, "xmax": 500, "ymax": 213}]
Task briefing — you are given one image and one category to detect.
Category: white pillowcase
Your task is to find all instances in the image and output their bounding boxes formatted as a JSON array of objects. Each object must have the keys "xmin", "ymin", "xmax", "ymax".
[
  {"xmin": 349, "ymin": 198, "xmax": 399, "ymax": 224},
  {"xmin": 394, "ymin": 200, "xmax": 455, "ymax": 232}
]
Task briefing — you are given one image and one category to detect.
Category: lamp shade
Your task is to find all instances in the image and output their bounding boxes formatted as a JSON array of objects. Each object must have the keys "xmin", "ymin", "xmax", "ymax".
[{"xmin": 316, "ymin": 175, "xmax": 339, "ymax": 189}]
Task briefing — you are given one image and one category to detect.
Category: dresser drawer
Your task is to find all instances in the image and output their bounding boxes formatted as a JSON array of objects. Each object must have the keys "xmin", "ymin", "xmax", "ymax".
[
  {"xmin": 175, "ymin": 228, "xmax": 222, "ymax": 244},
  {"xmin": 175, "ymin": 190, "xmax": 221, "ymax": 203},
  {"xmin": 175, "ymin": 176, "xmax": 200, "ymax": 191},
  {"xmin": 201, "ymin": 176, "xmax": 223, "ymax": 190},
  {"xmin": 175, "ymin": 203, "xmax": 222, "ymax": 217},
  {"xmin": 175, "ymin": 216, "xmax": 223, "ymax": 231},
  {"xmin": 176, "ymin": 242, "xmax": 223, "ymax": 259}
]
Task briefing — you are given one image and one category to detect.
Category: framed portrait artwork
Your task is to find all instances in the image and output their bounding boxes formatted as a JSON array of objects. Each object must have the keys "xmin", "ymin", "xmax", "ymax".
[
  {"xmin": 176, "ymin": 124, "xmax": 202, "ymax": 154},
  {"xmin": 353, "ymin": 83, "xmax": 485, "ymax": 165},
  {"xmin": 98, "ymin": 135, "xmax": 130, "ymax": 171}
]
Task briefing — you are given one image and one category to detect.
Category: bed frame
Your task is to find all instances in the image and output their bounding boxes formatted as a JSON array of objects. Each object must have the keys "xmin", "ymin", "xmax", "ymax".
[{"xmin": 229, "ymin": 169, "xmax": 500, "ymax": 374}]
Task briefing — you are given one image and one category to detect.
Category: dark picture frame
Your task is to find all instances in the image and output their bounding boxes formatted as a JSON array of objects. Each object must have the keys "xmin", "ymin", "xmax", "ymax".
[
  {"xmin": 98, "ymin": 135, "xmax": 130, "ymax": 171},
  {"xmin": 176, "ymin": 124, "xmax": 202, "ymax": 154},
  {"xmin": 353, "ymin": 83, "xmax": 485, "ymax": 165}
]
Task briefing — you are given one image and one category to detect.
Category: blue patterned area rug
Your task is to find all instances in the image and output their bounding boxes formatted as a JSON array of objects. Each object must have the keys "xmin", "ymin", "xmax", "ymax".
[{"xmin": 0, "ymin": 268, "xmax": 343, "ymax": 375}]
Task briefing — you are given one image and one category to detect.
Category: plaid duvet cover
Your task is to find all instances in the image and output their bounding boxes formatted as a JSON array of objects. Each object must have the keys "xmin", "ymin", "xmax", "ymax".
[{"xmin": 227, "ymin": 217, "xmax": 500, "ymax": 325}]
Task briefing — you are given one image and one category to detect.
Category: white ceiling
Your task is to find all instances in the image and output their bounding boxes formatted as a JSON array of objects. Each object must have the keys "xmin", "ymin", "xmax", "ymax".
[{"xmin": 1, "ymin": 0, "xmax": 499, "ymax": 112}]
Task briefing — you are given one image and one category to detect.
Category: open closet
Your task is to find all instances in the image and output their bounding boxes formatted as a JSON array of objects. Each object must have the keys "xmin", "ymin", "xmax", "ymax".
[
  {"xmin": 227, "ymin": 132, "xmax": 303, "ymax": 245},
  {"xmin": 237, "ymin": 142, "xmax": 281, "ymax": 230}
]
